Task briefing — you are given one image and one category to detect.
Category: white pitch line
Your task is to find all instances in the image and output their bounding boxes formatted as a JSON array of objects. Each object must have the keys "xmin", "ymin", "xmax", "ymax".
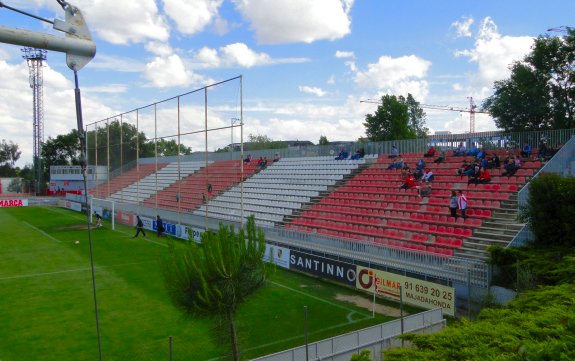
[
  {"xmin": 22, "ymin": 221, "xmax": 60, "ymax": 243},
  {"xmin": 0, "ymin": 261, "xmax": 154, "ymax": 281}
]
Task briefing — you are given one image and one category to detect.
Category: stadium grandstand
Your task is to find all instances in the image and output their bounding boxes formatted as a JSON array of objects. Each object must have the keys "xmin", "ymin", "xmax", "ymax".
[{"xmin": 78, "ymin": 127, "xmax": 575, "ymax": 316}]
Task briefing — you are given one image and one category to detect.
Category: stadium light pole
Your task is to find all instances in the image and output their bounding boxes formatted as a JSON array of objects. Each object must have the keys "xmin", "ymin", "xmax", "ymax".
[{"xmin": 230, "ymin": 117, "xmax": 240, "ymax": 160}]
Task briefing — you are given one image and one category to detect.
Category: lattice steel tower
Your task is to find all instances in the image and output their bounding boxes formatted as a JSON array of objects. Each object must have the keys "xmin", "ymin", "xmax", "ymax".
[{"xmin": 22, "ymin": 47, "xmax": 47, "ymax": 195}]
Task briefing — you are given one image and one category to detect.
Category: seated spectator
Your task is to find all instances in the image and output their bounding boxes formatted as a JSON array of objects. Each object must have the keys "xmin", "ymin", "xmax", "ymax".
[
  {"xmin": 207, "ymin": 183, "xmax": 213, "ymax": 195},
  {"xmin": 433, "ymin": 150, "xmax": 446, "ymax": 163},
  {"xmin": 466, "ymin": 143, "xmax": 479, "ymax": 157},
  {"xmin": 478, "ymin": 168, "xmax": 491, "ymax": 184},
  {"xmin": 417, "ymin": 183, "xmax": 432, "ymax": 197},
  {"xmin": 387, "ymin": 157, "xmax": 404, "ymax": 170},
  {"xmin": 423, "ymin": 146, "xmax": 436, "ymax": 158},
  {"xmin": 422, "ymin": 168, "xmax": 434, "ymax": 182},
  {"xmin": 520, "ymin": 143, "xmax": 532, "ymax": 159},
  {"xmin": 244, "ymin": 154, "xmax": 252, "ymax": 163},
  {"xmin": 476, "ymin": 149, "xmax": 485, "ymax": 159},
  {"xmin": 399, "ymin": 175, "xmax": 417, "ymax": 189},
  {"xmin": 351, "ymin": 148, "xmax": 365, "ymax": 160},
  {"xmin": 467, "ymin": 166, "xmax": 481, "ymax": 184},
  {"xmin": 501, "ymin": 156, "xmax": 520, "ymax": 177},
  {"xmin": 258, "ymin": 157, "xmax": 268, "ymax": 168},
  {"xmin": 388, "ymin": 145, "xmax": 400, "ymax": 159},
  {"xmin": 479, "ymin": 157, "xmax": 488, "ymax": 170},
  {"xmin": 453, "ymin": 142, "xmax": 466, "ymax": 156},
  {"xmin": 537, "ymin": 141, "xmax": 548, "ymax": 160},
  {"xmin": 335, "ymin": 149, "xmax": 349, "ymax": 160},
  {"xmin": 416, "ymin": 158, "xmax": 426, "ymax": 171},
  {"xmin": 273, "ymin": 153, "xmax": 281, "ymax": 162},
  {"xmin": 400, "ymin": 164, "xmax": 411, "ymax": 178},
  {"xmin": 456, "ymin": 160, "xmax": 474, "ymax": 177},
  {"xmin": 486, "ymin": 154, "xmax": 500, "ymax": 169},
  {"xmin": 413, "ymin": 168, "xmax": 424, "ymax": 181}
]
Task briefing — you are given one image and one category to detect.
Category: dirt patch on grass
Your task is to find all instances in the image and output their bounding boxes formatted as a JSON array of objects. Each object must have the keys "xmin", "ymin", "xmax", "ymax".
[
  {"xmin": 335, "ymin": 294, "xmax": 407, "ymax": 317},
  {"xmin": 54, "ymin": 224, "xmax": 90, "ymax": 231}
]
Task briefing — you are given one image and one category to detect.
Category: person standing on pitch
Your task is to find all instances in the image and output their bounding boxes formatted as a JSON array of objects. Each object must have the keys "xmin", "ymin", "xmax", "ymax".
[
  {"xmin": 156, "ymin": 215, "xmax": 165, "ymax": 237},
  {"xmin": 133, "ymin": 215, "xmax": 146, "ymax": 238}
]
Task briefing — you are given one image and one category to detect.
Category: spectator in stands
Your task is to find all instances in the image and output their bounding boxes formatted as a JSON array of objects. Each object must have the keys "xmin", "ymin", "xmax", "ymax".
[
  {"xmin": 133, "ymin": 215, "xmax": 146, "ymax": 238},
  {"xmin": 466, "ymin": 143, "xmax": 479, "ymax": 157},
  {"xmin": 400, "ymin": 164, "xmax": 411, "ymax": 178},
  {"xmin": 433, "ymin": 150, "xmax": 446, "ymax": 163},
  {"xmin": 176, "ymin": 192, "xmax": 180, "ymax": 203},
  {"xmin": 457, "ymin": 190, "xmax": 468, "ymax": 219},
  {"xmin": 416, "ymin": 158, "xmax": 426, "ymax": 171},
  {"xmin": 467, "ymin": 166, "xmax": 481, "ymax": 184},
  {"xmin": 387, "ymin": 157, "xmax": 404, "ymax": 170},
  {"xmin": 449, "ymin": 191, "xmax": 458, "ymax": 218},
  {"xmin": 456, "ymin": 160, "xmax": 474, "ymax": 177},
  {"xmin": 486, "ymin": 153, "xmax": 501, "ymax": 169},
  {"xmin": 479, "ymin": 156, "xmax": 488, "ymax": 170},
  {"xmin": 418, "ymin": 183, "xmax": 432, "ymax": 198},
  {"xmin": 244, "ymin": 154, "xmax": 252, "ymax": 163},
  {"xmin": 423, "ymin": 146, "xmax": 436, "ymax": 158},
  {"xmin": 422, "ymin": 168, "xmax": 434, "ymax": 182},
  {"xmin": 335, "ymin": 149, "xmax": 349, "ymax": 160},
  {"xmin": 537, "ymin": 141, "xmax": 548, "ymax": 160},
  {"xmin": 273, "ymin": 153, "xmax": 281, "ymax": 162},
  {"xmin": 351, "ymin": 148, "xmax": 365, "ymax": 160},
  {"xmin": 520, "ymin": 143, "xmax": 532, "ymax": 159},
  {"xmin": 453, "ymin": 142, "xmax": 466, "ymax": 156},
  {"xmin": 476, "ymin": 148, "xmax": 486, "ymax": 159},
  {"xmin": 399, "ymin": 174, "xmax": 417, "ymax": 189},
  {"xmin": 389, "ymin": 145, "xmax": 399, "ymax": 159},
  {"xmin": 502, "ymin": 156, "xmax": 521, "ymax": 177},
  {"xmin": 477, "ymin": 167, "xmax": 491, "ymax": 184},
  {"xmin": 207, "ymin": 183, "xmax": 213, "ymax": 195},
  {"xmin": 202, "ymin": 193, "xmax": 207, "ymax": 204},
  {"xmin": 258, "ymin": 157, "xmax": 268, "ymax": 168},
  {"xmin": 156, "ymin": 215, "xmax": 165, "ymax": 237}
]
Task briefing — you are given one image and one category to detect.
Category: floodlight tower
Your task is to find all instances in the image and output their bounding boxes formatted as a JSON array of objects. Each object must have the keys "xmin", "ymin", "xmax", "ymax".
[{"xmin": 22, "ymin": 47, "xmax": 47, "ymax": 196}]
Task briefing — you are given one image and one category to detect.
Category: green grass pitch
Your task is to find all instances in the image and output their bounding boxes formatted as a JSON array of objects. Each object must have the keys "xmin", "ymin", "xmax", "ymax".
[{"xmin": 0, "ymin": 206, "xmax": 399, "ymax": 360}]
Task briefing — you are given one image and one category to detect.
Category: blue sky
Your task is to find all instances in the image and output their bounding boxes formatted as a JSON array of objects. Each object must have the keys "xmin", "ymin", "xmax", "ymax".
[{"xmin": 0, "ymin": 0, "xmax": 573, "ymax": 166}]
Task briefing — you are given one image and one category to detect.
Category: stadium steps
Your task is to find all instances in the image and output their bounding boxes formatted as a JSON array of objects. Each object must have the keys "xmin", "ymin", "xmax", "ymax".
[{"xmin": 283, "ymin": 162, "xmax": 372, "ymax": 224}]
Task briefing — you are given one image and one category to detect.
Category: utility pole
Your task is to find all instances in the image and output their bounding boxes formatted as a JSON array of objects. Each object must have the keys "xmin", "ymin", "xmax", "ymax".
[{"xmin": 22, "ymin": 47, "xmax": 47, "ymax": 196}]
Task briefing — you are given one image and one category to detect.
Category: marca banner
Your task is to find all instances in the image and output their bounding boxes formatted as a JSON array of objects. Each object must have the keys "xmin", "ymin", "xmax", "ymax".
[
  {"xmin": 289, "ymin": 250, "xmax": 357, "ymax": 287},
  {"xmin": 263, "ymin": 244, "xmax": 290, "ymax": 269},
  {"xmin": 139, "ymin": 216, "xmax": 189, "ymax": 241},
  {"xmin": 356, "ymin": 266, "xmax": 455, "ymax": 316},
  {"xmin": 0, "ymin": 199, "xmax": 28, "ymax": 207},
  {"xmin": 64, "ymin": 201, "xmax": 82, "ymax": 212}
]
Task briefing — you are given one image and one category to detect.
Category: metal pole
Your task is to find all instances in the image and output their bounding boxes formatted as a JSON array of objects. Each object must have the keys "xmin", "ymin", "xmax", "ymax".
[
  {"xmin": 467, "ymin": 269, "xmax": 472, "ymax": 319},
  {"xmin": 304, "ymin": 305, "xmax": 309, "ymax": 361},
  {"xmin": 169, "ymin": 336, "xmax": 173, "ymax": 361},
  {"xmin": 399, "ymin": 285, "xmax": 404, "ymax": 347}
]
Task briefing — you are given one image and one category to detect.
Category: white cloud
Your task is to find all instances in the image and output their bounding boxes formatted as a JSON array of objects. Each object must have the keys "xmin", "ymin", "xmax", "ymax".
[
  {"xmin": 81, "ymin": 0, "xmax": 170, "ymax": 45},
  {"xmin": 234, "ymin": 0, "xmax": 353, "ymax": 44},
  {"xmin": 298, "ymin": 86, "xmax": 327, "ymax": 97},
  {"xmin": 354, "ymin": 55, "xmax": 432, "ymax": 101},
  {"xmin": 335, "ymin": 50, "xmax": 354, "ymax": 58},
  {"xmin": 451, "ymin": 17, "xmax": 474, "ymax": 38},
  {"xmin": 88, "ymin": 54, "xmax": 146, "ymax": 72},
  {"xmin": 454, "ymin": 17, "xmax": 533, "ymax": 97},
  {"xmin": 327, "ymin": 75, "xmax": 336, "ymax": 85},
  {"xmin": 145, "ymin": 41, "xmax": 174, "ymax": 57},
  {"xmin": 144, "ymin": 54, "xmax": 207, "ymax": 88},
  {"xmin": 162, "ymin": 0, "xmax": 223, "ymax": 35},
  {"xmin": 192, "ymin": 43, "xmax": 309, "ymax": 69}
]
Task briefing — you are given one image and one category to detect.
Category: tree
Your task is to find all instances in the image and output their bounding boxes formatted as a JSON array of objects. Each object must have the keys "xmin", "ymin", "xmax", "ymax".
[
  {"xmin": 405, "ymin": 94, "xmax": 429, "ymax": 138},
  {"xmin": 86, "ymin": 120, "xmax": 147, "ymax": 169},
  {"xmin": 0, "ymin": 140, "xmax": 21, "ymax": 176},
  {"xmin": 162, "ymin": 216, "xmax": 268, "ymax": 361},
  {"xmin": 318, "ymin": 135, "xmax": 329, "ymax": 145},
  {"xmin": 140, "ymin": 138, "xmax": 193, "ymax": 157},
  {"xmin": 483, "ymin": 30, "xmax": 575, "ymax": 131},
  {"xmin": 363, "ymin": 94, "xmax": 426, "ymax": 141},
  {"xmin": 246, "ymin": 134, "xmax": 287, "ymax": 151}
]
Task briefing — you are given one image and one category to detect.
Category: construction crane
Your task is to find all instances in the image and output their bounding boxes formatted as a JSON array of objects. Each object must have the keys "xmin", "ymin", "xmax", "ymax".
[{"xmin": 361, "ymin": 96, "xmax": 489, "ymax": 133}]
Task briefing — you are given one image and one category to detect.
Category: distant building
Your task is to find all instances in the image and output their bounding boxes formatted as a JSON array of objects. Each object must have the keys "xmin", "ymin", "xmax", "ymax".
[{"xmin": 434, "ymin": 131, "xmax": 452, "ymax": 135}]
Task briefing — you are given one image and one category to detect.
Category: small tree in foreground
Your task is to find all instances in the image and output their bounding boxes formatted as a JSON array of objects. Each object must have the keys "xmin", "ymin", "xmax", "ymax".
[{"xmin": 162, "ymin": 216, "xmax": 268, "ymax": 361}]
